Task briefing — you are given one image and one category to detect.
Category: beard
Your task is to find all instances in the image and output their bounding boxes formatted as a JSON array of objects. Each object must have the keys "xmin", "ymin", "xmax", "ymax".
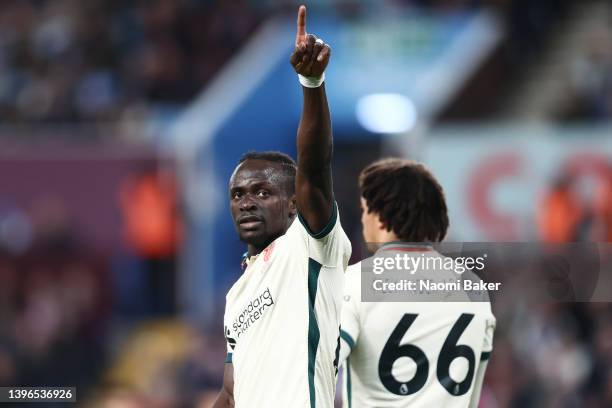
[{"xmin": 239, "ymin": 229, "xmax": 271, "ymax": 247}]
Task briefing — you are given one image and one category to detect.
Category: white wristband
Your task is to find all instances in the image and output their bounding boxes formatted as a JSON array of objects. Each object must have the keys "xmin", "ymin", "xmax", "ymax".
[{"xmin": 298, "ymin": 73, "xmax": 325, "ymax": 88}]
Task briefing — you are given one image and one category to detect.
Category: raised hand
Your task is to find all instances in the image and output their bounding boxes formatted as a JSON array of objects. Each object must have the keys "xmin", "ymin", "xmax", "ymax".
[{"xmin": 290, "ymin": 5, "xmax": 331, "ymax": 78}]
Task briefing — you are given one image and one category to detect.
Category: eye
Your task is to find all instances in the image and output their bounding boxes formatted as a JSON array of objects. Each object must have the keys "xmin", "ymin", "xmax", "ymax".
[
  {"xmin": 232, "ymin": 191, "xmax": 242, "ymax": 200},
  {"xmin": 256, "ymin": 190, "xmax": 270, "ymax": 198}
]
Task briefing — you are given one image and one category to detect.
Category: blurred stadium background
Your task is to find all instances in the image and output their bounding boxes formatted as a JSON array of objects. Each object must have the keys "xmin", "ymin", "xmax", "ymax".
[{"xmin": 0, "ymin": 0, "xmax": 610, "ymax": 407}]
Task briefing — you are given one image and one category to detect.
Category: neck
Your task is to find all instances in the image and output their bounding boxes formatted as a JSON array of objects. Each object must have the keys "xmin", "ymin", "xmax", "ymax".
[
  {"xmin": 378, "ymin": 229, "xmax": 400, "ymax": 243},
  {"xmin": 247, "ymin": 244, "xmax": 266, "ymax": 258},
  {"xmin": 246, "ymin": 217, "xmax": 294, "ymax": 258},
  {"xmin": 366, "ymin": 230, "xmax": 401, "ymax": 254},
  {"xmin": 246, "ymin": 234, "xmax": 279, "ymax": 258}
]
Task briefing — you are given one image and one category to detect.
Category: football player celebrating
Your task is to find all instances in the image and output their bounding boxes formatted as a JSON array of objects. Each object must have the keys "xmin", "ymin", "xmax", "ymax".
[
  {"xmin": 213, "ymin": 5, "xmax": 351, "ymax": 408},
  {"xmin": 339, "ymin": 159, "xmax": 496, "ymax": 407}
]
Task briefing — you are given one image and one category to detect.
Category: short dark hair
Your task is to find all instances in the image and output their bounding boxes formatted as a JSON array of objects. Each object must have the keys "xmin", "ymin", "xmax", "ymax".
[
  {"xmin": 238, "ymin": 151, "xmax": 297, "ymax": 194},
  {"xmin": 359, "ymin": 158, "xmax": 449, "ymax": 242}
]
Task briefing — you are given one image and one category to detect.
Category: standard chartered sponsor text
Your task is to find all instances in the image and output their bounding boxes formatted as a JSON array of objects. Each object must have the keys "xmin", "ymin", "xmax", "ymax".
[{"xmin": 232, "ymin": 287, "xmax": 274, "ymax": 337}]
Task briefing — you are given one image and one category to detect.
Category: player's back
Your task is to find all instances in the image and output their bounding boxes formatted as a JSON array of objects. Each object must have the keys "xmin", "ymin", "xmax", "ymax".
[{"xmin": 340, "ymin": 249, "xmax": 496, "ymax": 408}]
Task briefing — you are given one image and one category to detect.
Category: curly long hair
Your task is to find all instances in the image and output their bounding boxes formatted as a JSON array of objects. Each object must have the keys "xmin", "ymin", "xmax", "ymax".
[{"xmin": 359, "ymin": 158, "xmax": 449, "ymax": 242}]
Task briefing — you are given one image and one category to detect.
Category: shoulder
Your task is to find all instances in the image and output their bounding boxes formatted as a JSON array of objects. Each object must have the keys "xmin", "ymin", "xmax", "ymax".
[
  {"xmin": 286, "ymin": 201, "xmax": 348, "ymax": 242},
  {"xmin": 285, "ymin": 202, "xmax": 351, "ymax": 264}
]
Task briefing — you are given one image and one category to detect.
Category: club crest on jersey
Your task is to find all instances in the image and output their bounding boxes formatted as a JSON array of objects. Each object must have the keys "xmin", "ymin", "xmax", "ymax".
[{"xmin": 263, "ymin": 242, "xmax": 275, "ymax": 262}]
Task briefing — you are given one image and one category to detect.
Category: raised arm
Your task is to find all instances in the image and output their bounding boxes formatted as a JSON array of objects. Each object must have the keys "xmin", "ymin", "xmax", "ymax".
[{"xmin": 290, "ymin": 5, "xmax": 334, "ymax": 234}]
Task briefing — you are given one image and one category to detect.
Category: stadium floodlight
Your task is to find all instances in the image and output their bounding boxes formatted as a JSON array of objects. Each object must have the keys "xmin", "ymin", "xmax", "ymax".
[{"xmin": 355, "ymin": 93, "xmax": 418, "ymax": 134}]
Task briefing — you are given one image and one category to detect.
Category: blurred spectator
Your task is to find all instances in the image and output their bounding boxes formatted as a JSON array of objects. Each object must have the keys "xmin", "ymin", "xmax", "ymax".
[
  {"xmin": 0, "ymin": 203, "xmax": 33, "ymax": 255},
  {"xmin": 538, "ymin": 173, "xmax": 583, "ymax": 242},
  {"xmin": 592, "ymin": 168, "xmax": 612, "ymax": 241},
  {"xmin": 539, "ymin": 164, "xmax": 612, "ymax": 243},
  {"xmin": 561, "ymin": 24, "xmax": 612, "ymax": 121},
  {"xmin": 119, "ymin": 162, "xmax": 182, "ymax": 316}
]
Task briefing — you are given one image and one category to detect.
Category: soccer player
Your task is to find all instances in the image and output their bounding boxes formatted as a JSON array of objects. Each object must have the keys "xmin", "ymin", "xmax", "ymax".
[
  {"xmin": 212, "ymin": 6, "xmax": 351, "ymax": 408},
  {"xmin": 339, "ymin": 159, "xmax": 496, "ymax": 407}
]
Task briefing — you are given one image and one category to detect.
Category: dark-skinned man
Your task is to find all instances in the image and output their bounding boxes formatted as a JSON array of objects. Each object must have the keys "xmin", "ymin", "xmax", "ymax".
[{"xmin": 213, "ymin": 5, "xmax": 351, "ymax": 408}]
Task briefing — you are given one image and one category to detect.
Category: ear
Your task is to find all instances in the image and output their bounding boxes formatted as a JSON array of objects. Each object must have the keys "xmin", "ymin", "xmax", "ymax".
[
  {"xmin": 371, "ymin": 211, "xmax": 384, "ymax": 232},
  {"xmin": 288, "ymin": 194, "xmax": 297, "ymax": 218}
]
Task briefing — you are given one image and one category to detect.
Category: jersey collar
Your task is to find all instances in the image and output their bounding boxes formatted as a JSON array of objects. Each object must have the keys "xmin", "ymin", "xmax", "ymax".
[
  {"xmin": 241, "ymin": 250, "xmax": 261, "ymax": 271},
  {"xmin": 241, "ymin": 251, "xmax": 250, "ymax": 271},
  {"xmin": 379, "ymin": 241, "xmax": 434, "ymax": 252}
]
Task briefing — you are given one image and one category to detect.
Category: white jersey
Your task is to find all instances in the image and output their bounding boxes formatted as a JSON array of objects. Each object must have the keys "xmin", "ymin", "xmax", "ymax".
[
  {"xmin": 340, "ymin": 247, "xmax": 496, "ymax": 408},
  {"xmin": 224, "ymin": 204, "xmax": 351, "ymax": 408}
]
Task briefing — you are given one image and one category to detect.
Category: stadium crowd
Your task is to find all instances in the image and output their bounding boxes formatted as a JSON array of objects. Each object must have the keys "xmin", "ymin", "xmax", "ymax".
[
  {"xmin": 0, "ymin": 0, "xmax": 261, "ymax": 123},
  {"xmin": 1, "ymin": 0, "xmax": 610, "ymax": 125},
  {"xmin": 0, "ymin": 199, "xmax": 109, "ymax": 394}
]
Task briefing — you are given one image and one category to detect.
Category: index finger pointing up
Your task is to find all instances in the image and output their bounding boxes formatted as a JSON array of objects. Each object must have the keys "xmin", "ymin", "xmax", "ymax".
[{"xmin": 296, "ymin": 5, "xmax": 306, "ymax": 45}]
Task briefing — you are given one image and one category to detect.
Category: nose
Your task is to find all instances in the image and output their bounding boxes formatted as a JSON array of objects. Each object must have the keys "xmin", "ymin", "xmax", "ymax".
[{"xmin": 239, "ymin": 194, "xmax": 257, "ymax": 211}]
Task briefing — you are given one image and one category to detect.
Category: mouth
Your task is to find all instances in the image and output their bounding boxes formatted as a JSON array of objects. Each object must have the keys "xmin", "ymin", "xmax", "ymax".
[{"xmin": 238, "ymin": 215, "xmax": 263, "ymax": 230}]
